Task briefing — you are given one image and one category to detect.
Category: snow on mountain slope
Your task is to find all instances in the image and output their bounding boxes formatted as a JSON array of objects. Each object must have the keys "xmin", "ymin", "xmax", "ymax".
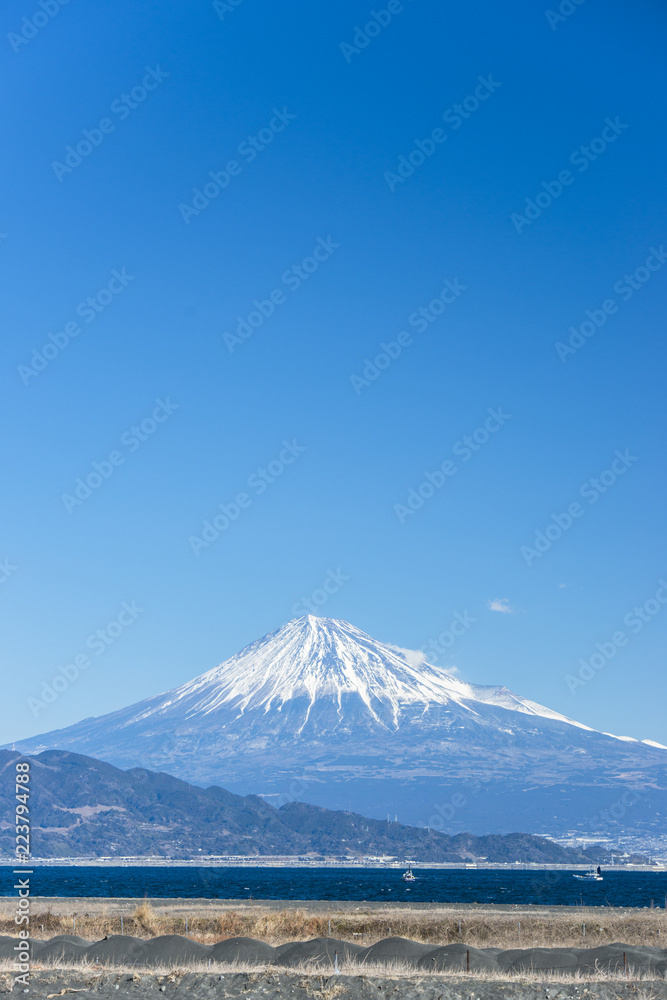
[
  {"xmin": 9, "ymin": 615, "xmax": 667, "ymax": 838},
  {"xmin": 124, "ymin": 615, "xmax": 593, "ymax": 733}
]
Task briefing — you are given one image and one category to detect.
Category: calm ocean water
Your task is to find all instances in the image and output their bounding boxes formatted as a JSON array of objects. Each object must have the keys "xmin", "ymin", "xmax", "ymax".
[{"xmin": 1, "ymin": 867, "xmax": 666, "ymax": 907}]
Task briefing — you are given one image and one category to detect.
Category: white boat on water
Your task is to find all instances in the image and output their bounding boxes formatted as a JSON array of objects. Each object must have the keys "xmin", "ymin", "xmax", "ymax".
[
  {"xmin": 402, "ymin": 865, "xmax": 416, "ymax": 882},
  {"xmin": 573, "ymin": 866, "xmax": 603, "ymax": 881}
]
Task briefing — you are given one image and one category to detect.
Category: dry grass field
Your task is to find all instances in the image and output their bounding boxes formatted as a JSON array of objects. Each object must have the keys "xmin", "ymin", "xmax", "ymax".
[{"xmin": 0, "ymin": 898, "xmax": 664, "ymax": 949}]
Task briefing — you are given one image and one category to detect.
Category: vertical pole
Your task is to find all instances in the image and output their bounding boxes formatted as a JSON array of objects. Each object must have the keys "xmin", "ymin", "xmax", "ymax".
[
  {"xmin": 466, "ymin": 949, "xmax": 470, "ymax": 973},
  {"xmin": 121, "ymin": 916, "xmax": 123, "ymax": 935},
  {"xmin": 583, "ymin": 923, "xmax": 585, "ymax": 938},
  {"xmin": 334, "ymin": 950, "xmax": 339, "ymax": 974},
  {"xmin": 458, "ymin": 920, "xmax": 461, "ymax": 938},
  {"xmin": 328, "ymin": 920, "xmax": 331, "ymax": 937},
  {"xmin": 518, "ymin": 921, "xmax": 521, "ymax": 943},
  {"xmin": 623, "ymin": 952, "xmax": 627, "ymax": 978}
]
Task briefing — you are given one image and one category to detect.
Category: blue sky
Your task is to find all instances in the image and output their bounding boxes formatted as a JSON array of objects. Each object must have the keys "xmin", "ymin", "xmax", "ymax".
[{"xmin": 2, "ymin": 0, "xmax": 666, "ymax": 749}]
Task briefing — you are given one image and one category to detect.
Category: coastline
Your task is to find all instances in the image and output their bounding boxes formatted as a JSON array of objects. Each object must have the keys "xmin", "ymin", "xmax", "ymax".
[
  {"xmin": 0, "ymin": 895, "xmax": 662, "ymax": 916},
  {"xmin": 0, "ymin": 859, "xmax": 663, "ymax": 871}
]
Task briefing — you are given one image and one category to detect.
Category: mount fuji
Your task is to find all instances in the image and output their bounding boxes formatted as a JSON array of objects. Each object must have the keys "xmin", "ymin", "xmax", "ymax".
[{"xmin": 10, "ymin": 616, "xmax": 667, "ymax": 840}]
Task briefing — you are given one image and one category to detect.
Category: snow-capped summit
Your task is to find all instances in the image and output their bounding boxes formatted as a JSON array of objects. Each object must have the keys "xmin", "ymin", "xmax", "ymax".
[
  {"xmin": 162, "ymin": 613, "xmax": 495, "ymax": 723},
  {"xmin": 144, "ymin": 614, "xmax": 591, "ymax": 735},
  {"xmin": 10, "ymin": 615, "xmax": 667, "ymax": 839}
]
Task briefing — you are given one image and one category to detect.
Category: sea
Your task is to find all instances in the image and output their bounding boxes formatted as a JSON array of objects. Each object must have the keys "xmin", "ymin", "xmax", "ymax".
[{"xmin": 1, "ymin": 867, "xmax": 666, "ymax": 908}]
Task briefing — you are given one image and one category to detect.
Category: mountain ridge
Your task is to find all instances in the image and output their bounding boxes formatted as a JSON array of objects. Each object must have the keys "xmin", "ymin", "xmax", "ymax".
[
  {"xmin": 0, "ymin": 749, "xmax": 607, "ymax": 863},
  {"xmin": 7, "ymin": 615, "xmax": 667, "ymax": 841}
]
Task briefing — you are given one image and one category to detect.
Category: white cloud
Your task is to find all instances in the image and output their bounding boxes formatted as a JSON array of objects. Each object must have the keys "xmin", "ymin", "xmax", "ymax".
[
  {"xmin": 488, "ymin": 598, "xmax": 515, "ymax": 614},
  {"xmin": 388, "ymin": 644, "xmax": 429, "ymax": 669},
  {"xmin": 390, "ymin": 643, "xmax": 459, "ymax": 674}
]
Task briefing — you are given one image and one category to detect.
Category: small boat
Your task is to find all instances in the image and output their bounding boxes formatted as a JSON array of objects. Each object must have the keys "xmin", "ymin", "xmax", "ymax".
[
  {"xmin": 573, "ymin": 866, "xmax": 603, "ymax": 881},
  {"xmin": 402, "ymin": 865, "xmax": 416, "ymax": 882}
]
